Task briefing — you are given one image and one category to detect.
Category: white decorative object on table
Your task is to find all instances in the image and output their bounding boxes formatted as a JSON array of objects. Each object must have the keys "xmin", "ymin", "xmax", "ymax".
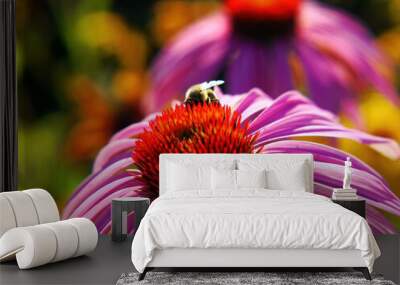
[
  {"xmin": 343, "ymin": 157, "xmax": 352, "ymax": 189},
  {"xmin": 332, "ymin": 157, "xmax": 359, "ymax": 200}
]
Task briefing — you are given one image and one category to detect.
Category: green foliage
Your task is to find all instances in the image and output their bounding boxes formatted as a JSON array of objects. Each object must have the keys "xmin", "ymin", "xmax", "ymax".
[{"xmin": 18, "ymin": 115, "xmax": 89, "ymax": 209}]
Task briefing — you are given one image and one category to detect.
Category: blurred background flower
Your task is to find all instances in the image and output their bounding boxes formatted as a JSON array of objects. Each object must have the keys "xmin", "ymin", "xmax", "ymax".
[
  {"xmin": 17, "ymin": 0, "xmax": 151, "ymax": 205},
  {"xmin": 64, "ymin": 76, "xmax": 115, "ymax": 162},
  {"xmin": 16, "ymin": 0, "xmax": 400, "ymax": 229},
  {"xmin": 151, "ymin": 0, "xmax": 220, "ymax": 45}
]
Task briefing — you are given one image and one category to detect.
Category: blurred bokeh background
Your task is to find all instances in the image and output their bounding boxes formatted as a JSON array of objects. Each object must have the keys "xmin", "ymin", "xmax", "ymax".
[{"xmin": 17, "ymin": 0, "xmax": 400, "ymax": 228}]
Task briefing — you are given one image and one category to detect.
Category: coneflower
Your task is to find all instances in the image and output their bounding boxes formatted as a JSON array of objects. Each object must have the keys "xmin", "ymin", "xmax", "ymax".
[{"xmin": 63, "ymin": 88, "xmax": 400, "ymax": 235}]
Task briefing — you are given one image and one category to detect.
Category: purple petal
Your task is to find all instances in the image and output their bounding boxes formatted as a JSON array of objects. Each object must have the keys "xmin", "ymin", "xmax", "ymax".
[
  {"xmin": 295, "ymin": 40, "xmax": 351, "ymax": 113},
  {"xmin": 84, "ymin": 186, "xmax": 142, "ymax": 231},
  {"xmin": 96, "ymin": 151, "xmax": 134, "ymax": 173},
  {"xmin": 110, "ymin": 121, "xmax": 148, "ymax": 142},
  {"xmin": 93, "ymin": 139, "xmax": 136, "ymax": 173},
  {"xmin": 248, "ymin": 91, "xmax": 400, "ymax": 159},
  {"xmin": 97, "ymin": 191, "xmax": 144, "ymax": 234},
  {"xmin": 313, "ymin": 163, "xmax": 400, "ymax": 214},
  {"xmin": 225, "ymin": 40, "xmax": 264, "ymax": 94},
  {"xmin": 221, "ymin": 88, "xmax": 273, "ymax": 122},
  {"xmin": 264, "ymin": 140, "xmax": 400, "ymax": 233},
  {"xmin": 341, "ymin": 97, "xmax": 365, "ymax": 129},
  {"xmin": 62, "ymin": 157, "xmax": 134, "ymax": 219},
  {"xmin": 299, "ymin": 1, "xmax": 399, "ymax": 105},
  {"xmin": 99, "ymin": 221, "xmax": 112, "ymax": 235},
  {"xmin": 69, "ymin": 175, "xmax": 142, "ymax": 218},
  {"xmin": 248, "ymin": 90, "xmax": 335, "ymax": 133},
  {"xmin": 217, "ymin": 92, "xmax": 246, "ymax": 107},
  {"xmin": 263, "ymin": 38, "xmax": 294, "ymax": 96},
  {"xmin": 145, "ymin": 12, "xmax": 231, "ymax": 112},
  {"xmin": 226, "ymin": 38, "xmax": 293, "ymax": 96},
  {"xmin": 300, "ymin": 1, "xmax": 371, "ymax": 38},
  {"xmin": 313, "ymin": 182, "xmax": 396, "ymax": 234},
  {"xmin": 231, "ymin": 88, "xmax": 271, "ymax": 114}
]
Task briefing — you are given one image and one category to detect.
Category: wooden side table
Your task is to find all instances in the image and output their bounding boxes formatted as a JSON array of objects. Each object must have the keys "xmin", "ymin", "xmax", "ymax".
[
  {"xmin": 111, "ymin": 197, "xmax": 150, "ymax": 242},
  {"xmin": 332, "ymin": 199, "xmax": 366, "ymax": 218}
]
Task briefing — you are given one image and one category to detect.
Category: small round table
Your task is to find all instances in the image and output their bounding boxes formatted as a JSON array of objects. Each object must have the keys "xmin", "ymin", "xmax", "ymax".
[{"xmin": 111, "ymin": 197, "xmax": 150, "ymax": 242}]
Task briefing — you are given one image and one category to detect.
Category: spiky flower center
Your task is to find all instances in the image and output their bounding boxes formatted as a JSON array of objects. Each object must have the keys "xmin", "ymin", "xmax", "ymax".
[{"xmin": 132, "ymin": 103, "xmax": 259, "ymax": 199}]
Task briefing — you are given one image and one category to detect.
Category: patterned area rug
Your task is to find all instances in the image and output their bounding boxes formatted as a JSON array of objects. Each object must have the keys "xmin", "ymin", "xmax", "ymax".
[{"xmin": 116, "ymin": 272, "xmax": 395, "ymax": 285}]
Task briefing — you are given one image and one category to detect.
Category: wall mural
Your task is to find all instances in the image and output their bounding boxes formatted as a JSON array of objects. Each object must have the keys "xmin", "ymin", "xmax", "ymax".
[{"xmin": 17, "ymin": 0, "xmax": 400, "ymax": 234}]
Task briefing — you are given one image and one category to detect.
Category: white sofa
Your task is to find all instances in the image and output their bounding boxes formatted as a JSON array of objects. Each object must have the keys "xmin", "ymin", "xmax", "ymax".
[{"xmin": 0, "ymin": 189, "xmax": 98, "ymax": 269}]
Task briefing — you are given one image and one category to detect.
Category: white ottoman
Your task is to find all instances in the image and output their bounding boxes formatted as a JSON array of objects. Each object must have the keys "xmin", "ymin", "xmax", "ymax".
[
  {"xmin": 0, "ymin": 218, "xmax": 98, "ymax": 269},
  {"xmin": 0, "ymin": 189, "xmax": 98, "ymax": 269}
]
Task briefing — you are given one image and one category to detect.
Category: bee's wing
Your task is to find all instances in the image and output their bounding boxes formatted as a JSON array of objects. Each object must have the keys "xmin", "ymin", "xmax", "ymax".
[{"xmin": 200, "ymin": 80, "xmax": 224, "ymax": 90}]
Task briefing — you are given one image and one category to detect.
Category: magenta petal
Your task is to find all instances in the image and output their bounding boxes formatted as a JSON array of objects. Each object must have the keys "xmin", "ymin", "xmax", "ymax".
[
  {"xmin": 93, "ymin": 139, "xmax": 136, "ymax": 173},
  {"xmin": 257, "ymin": 124, "xmax": 400, "ymax": 160},
  {"xmin": 313, "ymin": 163, "xmax": 400, "ymax": 214},
  {"xmin": 299, "ymin": 1, "xmax": 399, "ymax": 106},
  {"xmin": 265, "ymin": 140, "xmax": 381, "ymax": 176},
  {"xmin": 62, "ymin": 157, "xmax": 133, "ymax": 219},
  {"xmin": 110, "ymin": 121, "xmax": 149, "ymax": 142},
  {"xmin": 85, "ymin": 186, "xmax": 141, "ymax": 222},
  {"xmin": 225, "ymin": 40, "xmax": 265, "ymax": 94},
  {"xmin": 146, "ymin": 12, "xmax": 231, "ymax": 112},
  {"xmin": 264, "ymin": 140, "xmax": 400, "ymax": 231},
  {"xmin": 248, "ymin": 90, "xmax": 335, "ymax": 133},
  {"xmin": 295, "ymin": 41, "xmax": 350, "ymax": 113},
  {"xmin": 341, "ymin": 97, "xmax": 365, "ymax": 129},
  {"xmin": 217, "ymin": 92, "xmax": 246, "ymax": 106},
  {"xmin": 300, "ymin": 1, "xmax": 371, "ymax": 39},
  {"xmin": 263, "ymin": 38, "xmax": 294, "ymax": 96},
  {"xmin": 99, "ymin": 208, "xmax": 136, "ymax": 235},
  {"xmin": 226, "ymin": 38, "xmax": 293, "ymax": 96},
  {"xmin": 69, "ymin": 175, "xmax": 142, "ymax": 218},
  {"xmin": 99, "ymin": 221, "xmax": 112, "ymax": 235},
  {"xmin": 313, "ymin": 182, "xmax": 396, "ymax": 234},
  {"xmin": 221, "ymin": 88, "xmax": 273, "ymax": 122},
  {"xmin": 232, "ymin": 88, "xmax": 271, "ymax": 114},
  {"xmin": 248, "ymin": 92, "xmax": 400, "ymax": 159},
  {"xmin": 85, "ymin": 186, "xmax": 142, "ymax": 232}
]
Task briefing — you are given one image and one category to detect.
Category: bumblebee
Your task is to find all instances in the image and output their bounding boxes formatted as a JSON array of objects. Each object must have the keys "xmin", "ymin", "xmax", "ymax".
[{"xmin": 184, "ymin": 80, "xmax": 224, "ymax": 105}]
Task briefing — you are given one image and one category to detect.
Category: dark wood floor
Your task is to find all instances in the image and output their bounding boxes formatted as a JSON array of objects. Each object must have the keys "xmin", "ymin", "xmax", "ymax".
[{"xmin": 0, "ymin": 235, "xmax": 398, "ymax": 285}]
